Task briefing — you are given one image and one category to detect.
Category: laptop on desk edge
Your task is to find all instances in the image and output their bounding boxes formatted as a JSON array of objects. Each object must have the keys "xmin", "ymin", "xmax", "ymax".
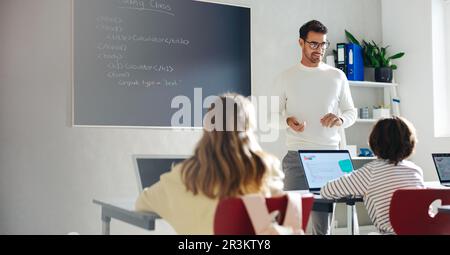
[
  {"xmin": 133, "ymin": 154, "xmax": 189, "ymax": 193},
  {"xmin": 298, "ymin": 150, "xmax": 355, "ymax": 195},
  {"xmin": 432, "ymin": 153, "xmax": 450, "ymax": 187}
]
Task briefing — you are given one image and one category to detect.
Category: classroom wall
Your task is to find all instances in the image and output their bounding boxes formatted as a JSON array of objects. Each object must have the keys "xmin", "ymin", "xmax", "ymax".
[
  {"xmin": 381, "ymin": 0, "xmax": 450, "ymax": 182},
  {"xmin": 0, "ymin": 0, "xmax": 381, "ymax": 234}
]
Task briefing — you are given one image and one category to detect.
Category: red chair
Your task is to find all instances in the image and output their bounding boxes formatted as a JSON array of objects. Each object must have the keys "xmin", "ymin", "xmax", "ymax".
[
  {"xmin": 214, "ymin": 194, "xmax": 314, "ymax": 235},
  {"xmin": 389, "ymin": 189, "xmax": 450, "ymax": 235}
]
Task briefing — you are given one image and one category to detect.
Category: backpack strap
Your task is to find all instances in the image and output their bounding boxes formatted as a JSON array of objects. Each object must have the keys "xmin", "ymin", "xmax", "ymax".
[
  {"xmin": 241, "ymin": 194, "xmax": 273, "ymax": 234},
  {"xmin": 242, "ymin": 193, "xmax": 304, "ymax": 234},
  {"xmin": 282, "ymin": 192, "xmax": 303, "ymax": 234}
]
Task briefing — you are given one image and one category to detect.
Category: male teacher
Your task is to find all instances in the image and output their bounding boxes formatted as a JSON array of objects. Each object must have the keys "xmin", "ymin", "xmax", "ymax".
[{"xmin": 275, "ymin": 20, "xmax": 357, "ymax": 235}]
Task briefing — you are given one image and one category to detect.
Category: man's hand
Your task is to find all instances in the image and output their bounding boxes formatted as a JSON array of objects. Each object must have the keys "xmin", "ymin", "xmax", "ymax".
[
  {"xmin": 287, "ymin": 117, "xmax": 306, "ymax": 132},
  {"xmin": 320, "ymin": 113, "xmax": 343, "ymax": 128}
]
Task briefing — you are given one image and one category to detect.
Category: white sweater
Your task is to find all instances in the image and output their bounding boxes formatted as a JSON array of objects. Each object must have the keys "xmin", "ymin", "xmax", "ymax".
[{"xmin": 275, "ymin": 62, "xmax": 357, "ymax": 150}]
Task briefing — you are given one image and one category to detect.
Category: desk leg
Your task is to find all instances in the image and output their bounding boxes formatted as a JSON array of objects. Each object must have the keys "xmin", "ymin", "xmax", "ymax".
[
  {"xmin": 347, "ymin": 205, "xmax": 353, "ymax": 235},
  {"xmin": 101, "ymin": 215, "xmax": 111, "ymax": 235},
  {"xmin": 353, "ymin": 207, "xmax": 359, "ymax": 235},
  {"xmin": 330, "ymin": 203, "xmax": 337, "ymax": 235},
  {"xmin": 346, "ymin": 205, "xmax": 359, "ymax": 235}
]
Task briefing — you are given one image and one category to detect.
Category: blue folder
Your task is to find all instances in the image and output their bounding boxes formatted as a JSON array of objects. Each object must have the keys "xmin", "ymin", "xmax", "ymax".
[{"xmin": 345, "ymin": 43, "xmax": 364, "ymax": 81}]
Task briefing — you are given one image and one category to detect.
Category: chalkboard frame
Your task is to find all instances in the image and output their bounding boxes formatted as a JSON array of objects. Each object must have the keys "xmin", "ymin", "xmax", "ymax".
[{"xmin": 71, "ymin": 0, "xmax": 253, "ymax": 129}]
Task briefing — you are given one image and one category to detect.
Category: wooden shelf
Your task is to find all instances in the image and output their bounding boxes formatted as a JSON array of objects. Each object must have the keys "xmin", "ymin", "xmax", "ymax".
[
  {"xmin": 352, "ymin": 157, "xmax": 377, "ymax": 160},
  {"xmin": 349, "ymin": 81, "xmax": 398, "ymax": 88}
]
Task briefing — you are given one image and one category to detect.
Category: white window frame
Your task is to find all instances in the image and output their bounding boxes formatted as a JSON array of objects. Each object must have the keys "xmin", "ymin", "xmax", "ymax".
[{"xmin": 432, "ymin": 0, "xmax": 450, "ymax": 137}]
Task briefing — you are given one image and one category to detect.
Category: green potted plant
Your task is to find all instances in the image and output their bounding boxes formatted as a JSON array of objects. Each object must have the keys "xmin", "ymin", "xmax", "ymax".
[{"xmin": 345, "ymin": 30, "xmax": 405, "ymax": 83}]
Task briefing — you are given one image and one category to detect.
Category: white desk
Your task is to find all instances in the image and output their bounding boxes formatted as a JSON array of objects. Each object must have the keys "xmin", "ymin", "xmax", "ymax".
[
  {"xmin": 438, "ymin": 205, "xmax": 450, "ymax": 214},
  {"xmin": 288, "ymin": 190, "xmax": 363, "ymax": 235},
  {"xmin": 93, "ymin": 194, "xmax": 362, "ymax": 235},
  {"xmin": 93, "ymin": 199, "xmax": 159, "ymax": 235},
  {"xmin": 314, "ymin": 194, "xmax": 362, "ymax": 235},
  {"xmin": 424, "ymin": 181, "xmax": 449, "ymax": 189}
]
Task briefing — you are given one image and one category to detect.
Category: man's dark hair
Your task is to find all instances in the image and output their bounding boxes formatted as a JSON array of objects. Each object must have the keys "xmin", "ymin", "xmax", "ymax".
[
  {"xmin": 369, "ymin": 117, "xmax": 417, "ymax": 166},
  {"xmin": 299, "ymin": 20, "xmax": 328, "ymax": 40}
]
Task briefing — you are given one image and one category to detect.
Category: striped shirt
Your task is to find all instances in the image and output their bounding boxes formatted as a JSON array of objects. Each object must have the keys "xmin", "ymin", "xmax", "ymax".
[{"xmin": 320, "ymin": 159, "xmax": 424, "ymax": 234}]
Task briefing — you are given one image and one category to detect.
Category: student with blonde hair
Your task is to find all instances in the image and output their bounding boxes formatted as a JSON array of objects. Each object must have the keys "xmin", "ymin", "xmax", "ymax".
[
  {"xmin": 135, "ymin": 93, "xmax": 284, "ymax": 234},
  {"xmin": 320, "ymin": 117, "xmax": 424, "ymax": 234}
]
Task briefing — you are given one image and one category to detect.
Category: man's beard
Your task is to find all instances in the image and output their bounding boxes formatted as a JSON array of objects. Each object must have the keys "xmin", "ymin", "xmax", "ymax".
[{"xmin": 308, "ymin": 53, "xmax": 322, "ymax": 63}]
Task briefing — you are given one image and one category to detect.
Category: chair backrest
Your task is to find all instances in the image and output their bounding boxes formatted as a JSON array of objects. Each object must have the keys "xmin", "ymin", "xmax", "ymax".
[
  {"xmin": 389, "ymin": 189, "xmax": 450, "ymax": 235},
  {"xmin": 213, "ymin": 194, "xmax": 314, "ymax": 235}
]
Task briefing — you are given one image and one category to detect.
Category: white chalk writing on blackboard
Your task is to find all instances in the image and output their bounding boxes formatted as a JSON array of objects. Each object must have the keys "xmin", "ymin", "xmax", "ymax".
[
  {"xmin": 117, "ymin": 0, "xmax": 175, "ymax": 16},
  {"xmin": 118, "ymin": 79, "xmax": 182, "ymax": 88},
  {"xmin": 118, "ymin": 80, "xmax": 140, "ymax": 87},
  {"xmin": 97, "ymin": 53, "xmax": 124, "ymax": 60},
  {"xmin": 96, "ymin": 24, "xmax": 124, "ymax": 33},
  {"xmin": 106, "ymin": 34, "xmax": 190, "ymax": 46},
  {"xmin": 106, "ymin": 62, "xmax": 174, "ymax": 73},
  {"xmin": 97, "ymin": 16, "xmax": 123, "ymax": 24},
  {"xmin": 107, "ymin": 71, "xmax": 131, "ymax": 78},
  {"xmin": 141, "ymin": 80, "xmax": 160, "ymax": 87},
  {"xmin": 97, "ymin": 43, "xmax": 128, "ymax": 51}
]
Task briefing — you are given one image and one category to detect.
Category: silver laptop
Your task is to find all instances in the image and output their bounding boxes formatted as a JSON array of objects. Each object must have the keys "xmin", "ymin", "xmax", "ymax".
[
  {"xmin": 133, "ymin": 155, "xmax": 189, "ymax": 192},
  {"xmin": 432, "ymin": 153, "xmax": 450, "ymax": 187},
  {"xmin": 298, "ymin": 150, "xmax": 355, "ymax": 194}
]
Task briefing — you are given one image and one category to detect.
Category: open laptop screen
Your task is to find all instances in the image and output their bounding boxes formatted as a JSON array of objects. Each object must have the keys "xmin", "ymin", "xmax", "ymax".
[
  {"xmin": 298, "ymin": 150, "xmax": 354, "ymax": 191},
  {"xmin": 134, "ymin": 155, "xmax": 188, "ymax": 192},
  {"xmin": 432, "ymin": 153, "xmax": 450, "ymax": 184}
]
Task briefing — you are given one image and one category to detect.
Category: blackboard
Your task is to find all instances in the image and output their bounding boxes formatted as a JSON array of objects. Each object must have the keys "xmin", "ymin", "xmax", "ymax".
[{"xmin": 73, "ymin": 0, "xmax": 251, "ymax": 127}]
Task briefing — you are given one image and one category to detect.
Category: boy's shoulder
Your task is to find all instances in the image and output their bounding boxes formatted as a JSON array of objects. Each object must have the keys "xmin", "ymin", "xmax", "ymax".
[
  {"xmin": 364, "ymin": 159, "xmax": 387, "ymax": 168},
  {"xmin": 399, "ymin": 160, "xmax": 423, "ymax": 172},
  {"xmin": 365, "ymin": 159, "xmax": 423, "ymax": 172}
]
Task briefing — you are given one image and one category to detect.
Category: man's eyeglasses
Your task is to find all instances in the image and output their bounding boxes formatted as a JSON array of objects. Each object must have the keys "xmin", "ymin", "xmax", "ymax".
[{"xmin": 304, "ymin": 40, "xmax": 330, "ymax": 50}]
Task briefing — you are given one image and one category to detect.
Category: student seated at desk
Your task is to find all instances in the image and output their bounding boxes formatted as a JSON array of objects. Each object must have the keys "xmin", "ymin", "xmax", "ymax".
[
  {"xmin": 320, "ymin": 117, "xmax": 424, "ymax": 234},
  {"xmin": 135, "ymin": 94, "xmax": 284, "ymax": 234}
]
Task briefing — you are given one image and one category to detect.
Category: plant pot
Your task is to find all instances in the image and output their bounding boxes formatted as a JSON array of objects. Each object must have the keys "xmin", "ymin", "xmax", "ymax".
[{"xmin": 375, "ymin": 67, "xmax": 393, "ymax": 83}]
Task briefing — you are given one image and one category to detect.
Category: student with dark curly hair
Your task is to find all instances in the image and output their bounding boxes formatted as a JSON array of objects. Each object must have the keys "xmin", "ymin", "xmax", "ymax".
[{"xmin": 321, "ymin": 117, "xmax": 424, "ymax": 234}]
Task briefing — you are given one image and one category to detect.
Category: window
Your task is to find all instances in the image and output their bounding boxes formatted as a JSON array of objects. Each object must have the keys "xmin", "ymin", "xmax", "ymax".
[{"xmin": 432, "ymin": 0, "xmax": 450, "ymax": 137}]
